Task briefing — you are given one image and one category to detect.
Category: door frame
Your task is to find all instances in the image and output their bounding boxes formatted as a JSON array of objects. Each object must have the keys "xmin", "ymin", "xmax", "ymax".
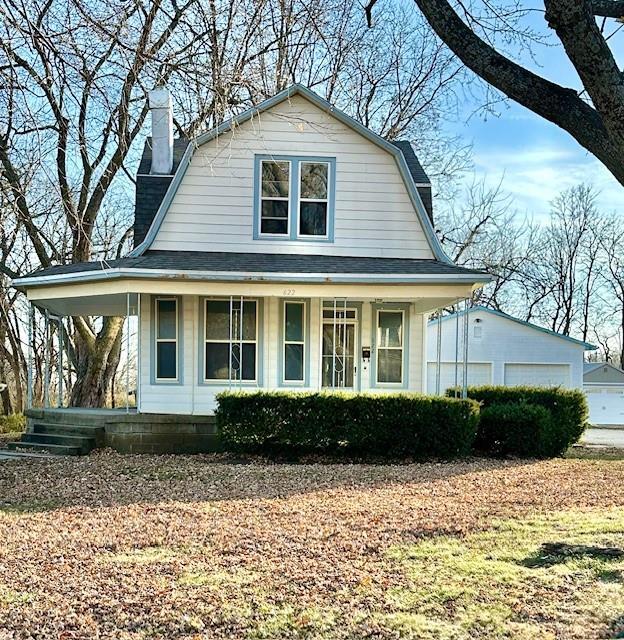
[{"xmin": 319, "ymin": 301, "xmax": 361, "ymax": 390}]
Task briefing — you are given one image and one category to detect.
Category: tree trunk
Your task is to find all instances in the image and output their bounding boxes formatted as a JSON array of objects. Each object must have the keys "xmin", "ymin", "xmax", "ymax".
[{"xmin": 69, "ymin": 317, "xmax": 124, "ymax": 408}]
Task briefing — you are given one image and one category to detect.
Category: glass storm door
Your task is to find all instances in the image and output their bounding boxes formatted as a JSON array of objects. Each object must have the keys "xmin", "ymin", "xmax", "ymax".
[{"xmin": 322, "ymin": 308, "xmax": 357, "ymax": 389}]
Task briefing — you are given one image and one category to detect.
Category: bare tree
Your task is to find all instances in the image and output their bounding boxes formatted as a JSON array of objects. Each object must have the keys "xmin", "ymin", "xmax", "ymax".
[
  {"xmin": 599, "ymin": 214, "xmax": 624, "ymax": 369},
  {"xmin": 0, "ymin": 0, "xmax": 470, "ymax": 408},
  {"xmin": 437, "ymin": 179, "xmax": 535, "ymax": 309}
]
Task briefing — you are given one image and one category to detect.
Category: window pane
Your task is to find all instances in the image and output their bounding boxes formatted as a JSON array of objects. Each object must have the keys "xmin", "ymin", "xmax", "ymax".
[
  {"xmin": 156, "ymin": 299, "xmax": 176, "ymax": 339},
  {"xmin": 230, "ymin": 301, "xmax": 257, "ymax": 341},
  {"xmin": 299, "ymin": 202, "xmax": 327, "ymax": 236},
  {"xmin": 300, "ymin": 163, "xmax": 328, "ymax": 199},
  {"xmin": 285, "ymin": 343, "xmax": 304, "ymax": 381},
  {"xmin": 378, "ymin": 349, "xmax": 402, "ymax": 383},
  {"xmin": 206, "ymin": 300, "xmax": 231, "ymax": 340},
  {"xmin": 285, "ymin": 303, "xmax": 304, "ymax": 342},
  {"xmin": 156, "ymin": 342, "xmax": 176, "ymax": 379},
  {"xmin": 261, "ymin": 218, "xmax": 288, "ymax": 234},
  {"xmin": 323, "ymin": 309, "xmax": 356, "ymax": 319},
  {"xmin": 378, "ymin": 311, "xmax": 403, "ymax": 347},
  {"xmin": 261, "ymin": 161, "xmax": 289, "ymax": 197},
  {"xmin": 231, "ymin": 343, "xmax": 256, "ymax": 380},
  {"xmin": 261, "ymin": 199, "xmax": 289, "ymax": 219},
  {"xmin": 205, "ymin": 342, "xmax": 230, "ymax": 379}
]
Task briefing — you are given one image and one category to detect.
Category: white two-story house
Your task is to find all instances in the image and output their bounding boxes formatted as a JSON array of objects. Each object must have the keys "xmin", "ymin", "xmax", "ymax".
[{"xmin": 14, "ymin": 85, "xmax": 489, "ymax": 452}]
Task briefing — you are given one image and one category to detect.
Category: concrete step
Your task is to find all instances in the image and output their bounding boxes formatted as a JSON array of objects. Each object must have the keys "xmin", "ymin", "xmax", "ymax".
[
  {"xmin": 7, "ymin": 441, "xmax": 82, "ymax": 456},
  {"xmin": 32, "ymin": 422, "xmax": 104, "ymax": 438},
  {"xmin": 21, "ymin": 432, "xmax": 95, "ymax": 454},
  {"xmin": 0, "ymin": 450, "xmax": 55, "ymax": 460}
]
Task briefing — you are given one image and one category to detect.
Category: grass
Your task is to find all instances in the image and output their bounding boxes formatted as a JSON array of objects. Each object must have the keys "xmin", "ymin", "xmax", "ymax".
[
  {"xmin": 385, "ymin": 509, "xmax": 624, "ymax": 639},
  {"xmin": 566, "ymin": 445, "xmax": 624, "ymax": 460},
  {"xmin": 0, "ymin": 454, "xmax": 623, "ymax": 638}
]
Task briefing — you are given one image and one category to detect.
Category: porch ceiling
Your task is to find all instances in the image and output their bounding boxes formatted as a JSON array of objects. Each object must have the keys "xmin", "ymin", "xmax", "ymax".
[
  {"xmin": 27, "ymin": 280, "xmax": 469, "ymax": 316},
  {"xmin": 33, "ymin": 293, "xmax": 139, "ymax": 317}
]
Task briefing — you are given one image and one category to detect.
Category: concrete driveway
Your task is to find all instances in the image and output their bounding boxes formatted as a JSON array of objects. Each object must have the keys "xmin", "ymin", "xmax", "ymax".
[{"xmin": 582, "ymin": 428, "xmax": 624, "ymax": 448}]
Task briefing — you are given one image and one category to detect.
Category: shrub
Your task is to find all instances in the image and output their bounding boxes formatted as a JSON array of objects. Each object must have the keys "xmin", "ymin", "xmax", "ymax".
[
  {"xmin": 216, "ymin": 391, "xmax": 480, "ymax": 459},
  {"xmin": 447, "ymin": 386, "xmax": 588, "ymax": 457},
  {"xmin": 0, "ymin": 413, "xmax": 26, "ymax": 434},
  {"xmin": 477, "ymin": 403, "xmax": 553, "ymax": 456}
]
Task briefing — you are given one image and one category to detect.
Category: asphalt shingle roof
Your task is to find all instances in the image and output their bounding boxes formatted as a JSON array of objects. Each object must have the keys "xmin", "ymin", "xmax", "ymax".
[
  {"xmin": 23, "ymin": 251, "xmax": 487, "ymax": 280},
  {"xmin": 133, "ymin": 137, "xmax": 189, "ymax": 247}
]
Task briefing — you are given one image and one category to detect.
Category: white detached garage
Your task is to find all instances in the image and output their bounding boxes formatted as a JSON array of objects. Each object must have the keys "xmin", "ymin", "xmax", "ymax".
[{"xmin": 426, "ymin": 306, "xmax": 595, "ymax": 394}]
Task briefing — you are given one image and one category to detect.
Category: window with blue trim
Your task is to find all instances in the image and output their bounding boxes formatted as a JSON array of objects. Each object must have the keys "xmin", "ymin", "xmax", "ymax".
[
  {"xmin": 376, "ymin": 310, "xmax": 404, "ymax": 385},
  {"xmin": 256, "ymin": 156, "xmax": 335, "ymax": 241},
  {"xmin": 155, "ymin": 298, "xmax": 178, "ymax": 381},
  {"xmin": 283, "ymin": 301, "xmax": 306, "ymax": 383}
]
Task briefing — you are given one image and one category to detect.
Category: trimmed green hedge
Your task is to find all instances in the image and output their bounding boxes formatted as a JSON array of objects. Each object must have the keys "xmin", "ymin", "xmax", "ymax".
[
  {"xmin": 216, "ymin": 391, "xmax": 480, "ymax": 458},
  {"xmin": 447, "ymin": 386, "xmax": 588, "ymax": 457},
  {"xmin": 478, "ymin": 403, "xmax": 553, "ymax": 457}
]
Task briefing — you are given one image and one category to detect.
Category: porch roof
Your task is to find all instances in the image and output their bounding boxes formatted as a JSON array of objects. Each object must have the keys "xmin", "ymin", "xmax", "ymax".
[{"xmin": 14, "ymin": 250, "xmax": 490, "ymax": 289}]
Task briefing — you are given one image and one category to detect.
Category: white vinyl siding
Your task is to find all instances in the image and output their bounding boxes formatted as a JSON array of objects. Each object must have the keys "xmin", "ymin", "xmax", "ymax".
[
  {"xmin": 426, "ymin": 362, "xmax": 492, "ymax": 394},
  {"xmin": 150, "ymin": 94, "xmax": 434, "ymax": 258},
  {"xmin": 426, "ymin": 308, "xmax": 586, "ymax": 389},
  {"xmin": 139, "ymin": 294, "xmax": 428, "ymax": 414},
  {"xmin": 504, "ymin": 363, "xmax": 570, "ymax": 387}
]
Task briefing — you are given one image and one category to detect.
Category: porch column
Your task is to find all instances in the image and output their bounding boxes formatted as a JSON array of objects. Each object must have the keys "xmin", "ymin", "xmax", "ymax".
[
  {"xmin": 435, "ymin": 312, "xmax": 442, "ymax": 395},
  {"xmin": 462, "ymin": 299, "xmax": 470, "ymax": 399},
  {"xmin": 454, "ymin": 303, "xmax": 460, "ymax": 399},
  {"xmin": 43, "ymin": 310, "xmax": 50, "ymax": 408},
  {"xmin": 125, "ymin": 292, "xmax": 130, "ymax": 413},
  {"xmin": 57, "ymin": 316, "xmax": 63, "ymax": 408},
  {"xmin": 27, "ymin": 302, "xmax": 34, "ymax": 410}
]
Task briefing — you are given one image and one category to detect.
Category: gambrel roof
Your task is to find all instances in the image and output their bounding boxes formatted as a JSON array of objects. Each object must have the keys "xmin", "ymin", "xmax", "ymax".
[
  {"xmin": 133, "ymin": 136, "xmax": 433, "ymax": 248},
  {"xmin": 130, "ymin": 84, "xmax": 444, "ymax": 261}
]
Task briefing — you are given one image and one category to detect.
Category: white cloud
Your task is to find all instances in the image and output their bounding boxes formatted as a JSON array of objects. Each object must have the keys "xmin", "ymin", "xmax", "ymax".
[{"xmin": 470, "ymin": 145, "xmax": 623, "ymax": 218}]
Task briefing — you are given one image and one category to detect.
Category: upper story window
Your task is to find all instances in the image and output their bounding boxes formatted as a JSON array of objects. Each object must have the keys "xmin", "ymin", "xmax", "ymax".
[{"xmin": 255, "ymin": 155, "xmax": 335, "ymax": 242}]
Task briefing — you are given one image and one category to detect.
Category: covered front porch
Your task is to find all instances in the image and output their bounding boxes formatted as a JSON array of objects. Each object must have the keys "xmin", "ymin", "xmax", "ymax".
[
  {"xmin": 12, "ymin": 253, "xmax": 488, "ymax": 453},
  {"xmin": 22, "ymin": 280, "xmax": 478, "ymax": 413}
]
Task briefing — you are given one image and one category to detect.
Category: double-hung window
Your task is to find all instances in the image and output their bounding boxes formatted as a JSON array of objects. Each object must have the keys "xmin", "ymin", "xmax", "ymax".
[
  {"xmin": 155, "ymin": 298, "xmax": 178, "ymax": 381},
  {"xmin": 256, "ymin": 156, "xmax": 333, "ymax": 240},
  {"xmin": 376, "ymin": 310, "xmax": 404, "ymax": 385},
  {"xmin": 204, "ymin": 299, "xmax": 258, "ymax": 382},
  {"xmin": 283, "ymin": 301, "xmax": 306, "ymax": 383}
]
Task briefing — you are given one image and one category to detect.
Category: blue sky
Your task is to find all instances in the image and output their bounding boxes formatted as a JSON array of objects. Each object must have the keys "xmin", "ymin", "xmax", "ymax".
[{"xmin": 446, "ymin": 3, "xmax": 623, "ymax": 218}]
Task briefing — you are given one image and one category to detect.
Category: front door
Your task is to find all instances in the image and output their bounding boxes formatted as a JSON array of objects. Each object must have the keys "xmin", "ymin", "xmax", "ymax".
[{"xmin": 322, "ymin": 308, "xmax": 357, "ymax": 389}]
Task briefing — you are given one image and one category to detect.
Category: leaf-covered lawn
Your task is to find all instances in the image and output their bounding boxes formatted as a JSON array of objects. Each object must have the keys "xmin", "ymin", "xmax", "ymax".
[{"xmin": 0, "ymin": 453, "xmax": 623, "ymax": 639}]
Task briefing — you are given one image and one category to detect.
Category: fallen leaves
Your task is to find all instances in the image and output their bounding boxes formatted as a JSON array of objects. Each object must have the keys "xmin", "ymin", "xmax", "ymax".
[{"xmin": 0, "ymin": 453, "xmax": 621, "ymax": 638}]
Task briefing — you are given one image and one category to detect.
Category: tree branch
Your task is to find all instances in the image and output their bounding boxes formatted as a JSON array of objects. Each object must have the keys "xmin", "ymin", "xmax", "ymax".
[
  {"xmin": 591, "ymin": 0, "xmax": 624, "ymax": 17},
  {"xmin": 412, "ymin": 0, "xmax": 624, "ymax": 185}
]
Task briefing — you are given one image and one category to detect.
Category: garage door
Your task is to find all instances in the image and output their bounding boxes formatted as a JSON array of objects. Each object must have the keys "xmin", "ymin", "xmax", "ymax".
[
  {"xmin": 504, "ymin": 363, "xmax": 570, "ymax": 387},
  {"xmin": 585, "ymin": 386, "xmax": 624, "ymax": 426},
  {"xmin": 427, "ymin": 362, "xmax": 492, "ymax": 394}
]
